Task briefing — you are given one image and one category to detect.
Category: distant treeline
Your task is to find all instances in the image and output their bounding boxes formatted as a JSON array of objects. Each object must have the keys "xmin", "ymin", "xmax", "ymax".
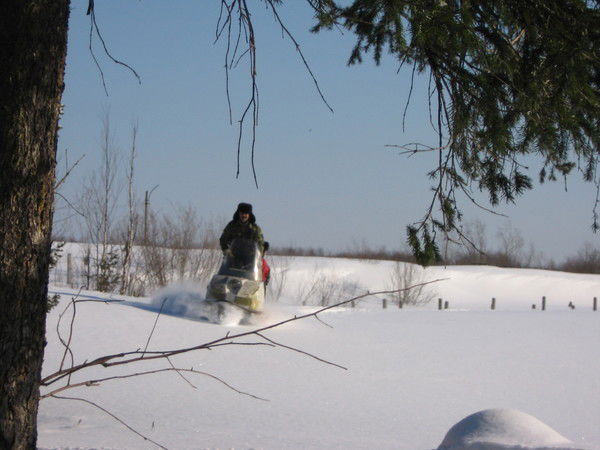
[{"xmin": 269, "ymin": 243, "xmax": 600, "ymax": 275}]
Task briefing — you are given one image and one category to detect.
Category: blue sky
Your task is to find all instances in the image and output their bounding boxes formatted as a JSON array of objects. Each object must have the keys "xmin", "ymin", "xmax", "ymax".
[{"xmin": 56, "ymin": 0, "xmax": 597, "ymax": 261}]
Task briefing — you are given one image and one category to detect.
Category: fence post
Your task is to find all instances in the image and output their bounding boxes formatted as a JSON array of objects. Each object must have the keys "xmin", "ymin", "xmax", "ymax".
[
  {"xmin": 542, "ymin": 296, "xmax": 546, "ymax": 311},
  {"xmin": 398, "ymin": 300, "xmax": 403, "ymax": 309},
  {"xmin": 438, "ymin": 298, "xmax": 443, "ymax": 310},
  {"xmin": 491, "ymin": 297, "xmax": 496, "ymax": 310},
  {"xmin": 532, "ymin": 304, "xmax": 536, "ymax": 310},
  {"xmin": 66, "ymin": 253, "xmax": 73, "ymax": 287},
  {"xmin": 382, "ymin": 298, "xmax": 387, "ymax": 309},
  {"xmin": 444, "ymin": 300, "xmax": 449, "ymax": 310},
  {"xmin": 594, "ymin": 297, "xmax": 597, "ymax": 311}
]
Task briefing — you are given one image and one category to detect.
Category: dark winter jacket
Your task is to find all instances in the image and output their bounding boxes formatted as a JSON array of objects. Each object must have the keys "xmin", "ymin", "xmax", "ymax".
[{"xmin": 219, "ymin": 211, "xmax": 264, "ymax": 253}]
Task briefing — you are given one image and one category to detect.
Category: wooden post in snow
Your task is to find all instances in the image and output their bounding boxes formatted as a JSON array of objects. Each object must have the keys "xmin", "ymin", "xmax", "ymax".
[
  {"xmin": 66, "ymin": 253, "xmax": 73, "ymax": 287},
  {"xmin": 491, "ymin": 297, "xmax": 496, "ymax": 310},
  {"xmin": 438, "ymin": 298, "xmax": 443, "ymax": 310},
  {"xmin": 382, "ymin": 298, "xmax": 387, "ymax": 309},
  {"xmin": 542, "ymin": 296, "xmax": 546, "ymax": 311},
  {"xmin": 594, "ymin": 297, "xmax": 597, "ymax": 311},
  {"xmin": 444, "ymin": 300, "xmax": 449, "ymax": 310}
]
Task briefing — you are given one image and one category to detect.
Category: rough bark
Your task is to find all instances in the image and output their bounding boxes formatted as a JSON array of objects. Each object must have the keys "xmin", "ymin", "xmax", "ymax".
[{"xmin": 0, "ymin": 1, "xmax": 70, "ymax": 448}]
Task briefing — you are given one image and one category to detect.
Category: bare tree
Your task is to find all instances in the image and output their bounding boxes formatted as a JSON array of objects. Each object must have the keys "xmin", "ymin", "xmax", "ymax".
[
  {"xmin": 562, "ymin": 245, "xmax": 600, "ymax": 274},
  {"xmin": 495, "ymin": 222, "xmax": 525, "ymax": 267},
  {"xmin": 120, "ymin": 122, "xmax": 140, "ymax": 295},
  {"xmin": 78, "ymin": 112, "xmax": 122, "ymax": 292}
]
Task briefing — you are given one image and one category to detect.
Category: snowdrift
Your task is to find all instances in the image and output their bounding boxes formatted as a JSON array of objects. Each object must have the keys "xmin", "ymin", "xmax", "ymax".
[{"xmin": 438, "ymin": 409, "xmax": 576, "ymax": 450}]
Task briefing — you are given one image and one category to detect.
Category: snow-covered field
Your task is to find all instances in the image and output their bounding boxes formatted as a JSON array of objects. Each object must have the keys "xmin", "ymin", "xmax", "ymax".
[{"xmin": 39, "ymin": 256, "xmax": 600, "ymax": 449}]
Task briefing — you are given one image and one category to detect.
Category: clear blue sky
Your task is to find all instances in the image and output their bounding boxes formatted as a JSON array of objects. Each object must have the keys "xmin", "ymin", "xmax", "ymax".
[{"xmin": 56, "ymin": 0, "xmax": 597, "ymax": 261}]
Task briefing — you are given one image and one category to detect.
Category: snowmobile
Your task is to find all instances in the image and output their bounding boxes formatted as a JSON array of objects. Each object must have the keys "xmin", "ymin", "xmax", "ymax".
[{"xmin": 205, "ymin": 238, "xmax": 265, "ymax": 319}]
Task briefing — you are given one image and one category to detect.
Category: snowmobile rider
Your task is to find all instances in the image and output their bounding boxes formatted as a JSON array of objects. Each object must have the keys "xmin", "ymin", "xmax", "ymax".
[{"xmin": 219, "ymin": 202, "xmax": 265, "ymax": 255}]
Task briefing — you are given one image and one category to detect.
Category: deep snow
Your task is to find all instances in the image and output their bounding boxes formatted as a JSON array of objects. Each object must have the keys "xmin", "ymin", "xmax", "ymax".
[{"xmin": 39, "ymin": 255, "xmax": 600, "ymax": 449}]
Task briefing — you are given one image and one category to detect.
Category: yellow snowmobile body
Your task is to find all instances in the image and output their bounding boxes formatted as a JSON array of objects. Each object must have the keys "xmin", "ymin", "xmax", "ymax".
[{"xmin": 206, "ymin": 238, "xmax": 265, "ymax": 313}]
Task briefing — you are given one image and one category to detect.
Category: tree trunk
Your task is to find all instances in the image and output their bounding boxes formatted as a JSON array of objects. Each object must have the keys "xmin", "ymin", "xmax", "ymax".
[{"xmin": 0, "ymin": 1, "xmax": 70, "ymax": 448}]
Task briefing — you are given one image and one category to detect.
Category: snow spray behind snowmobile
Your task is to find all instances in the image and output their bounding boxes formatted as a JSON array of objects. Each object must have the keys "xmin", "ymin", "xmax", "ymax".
[{"xmin": 205, "ymin": 238, "xmax": 265, "ymax": 314}]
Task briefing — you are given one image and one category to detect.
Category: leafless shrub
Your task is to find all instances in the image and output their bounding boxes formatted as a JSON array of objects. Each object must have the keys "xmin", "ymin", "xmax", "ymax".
[
  {"xmin": 387, "ymin": 262, "xmax": 436, "ymax": 306},
  {"xmin": 140, "ymin": 206, "xmax": 221, "ymax": 291},
  {"xmin": 266, "ymin": 254, "xmax": 293, "ymax": 303},
  {"xmin": 296, "ymin": 267, "xmax": 363, "ymax": 307},
  {"xmin": 187, "ymin": 218, "xmax": 222, "ymax": 285}
]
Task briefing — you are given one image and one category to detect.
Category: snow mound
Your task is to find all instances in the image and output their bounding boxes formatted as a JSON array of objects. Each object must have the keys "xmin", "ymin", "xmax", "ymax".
[{"xmin": 437, "ymin": 409, "xmax": 578, "ymax": 450}]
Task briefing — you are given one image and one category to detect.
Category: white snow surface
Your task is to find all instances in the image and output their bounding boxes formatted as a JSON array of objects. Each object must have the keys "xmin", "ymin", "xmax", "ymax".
[{"xmin": 40, "ymin": 256, "xmax": 600, "ymax": 449}]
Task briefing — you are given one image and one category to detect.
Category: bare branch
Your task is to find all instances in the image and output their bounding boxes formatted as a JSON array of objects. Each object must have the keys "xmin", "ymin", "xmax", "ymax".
[
  {"xmin": 86, "ymin": 0, "xmax": 141, "ymax": 96},
  {"xmin": 216, "ymin": 0, "xmax": 333, "ymax": 188},
  {"xmin": 42, "ymin": 281, "xmax": 446, "ymax": 388}
]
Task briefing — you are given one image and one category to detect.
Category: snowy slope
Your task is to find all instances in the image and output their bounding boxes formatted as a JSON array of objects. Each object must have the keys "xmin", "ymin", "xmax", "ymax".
[{"xmin": 39, "ymin": 257, "xmax": 600, "ymax": 449}]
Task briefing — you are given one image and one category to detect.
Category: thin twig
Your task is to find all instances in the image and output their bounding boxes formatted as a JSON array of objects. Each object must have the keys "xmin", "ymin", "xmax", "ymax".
[
  {"xmin": 86, "ymin": 0, "xmax": 141, "ymax": 96},
  {"xmin": 55, "ymin": 154, "xmax": 85, "ymax": 191},
  {"xmin": 313, "ymin": 314, "xmax": 333, "ymax": 329},
  {"xmin": 256, "ymin": 332, "xmax": 347, "ymax": 370},
  {"xmin": 402, "ymin": 62, "xmax": 417, "ymax": 132},
  {"xmin": 43, "ymin": 367, "xmax": 268, "ymax": 401},
  {"xmin": 143, "ymin": 295, "xmax": 168, "ymax": 355},
  {"xmin": 166, "ymin": 356, "xmax": 197, "ymax": 389},
  {"xmin": 57, "ymin": 290, "xmax": 84, "ymax": 374},
  {"xmin": 50, "ymin": 394, "xmax": 168, "ymax": 450},
  {"xmin": 54, "ymin": 192, "xmax": 87, "ymax": 218},
  {"xmin": 266, "ymin": 0, "xmax": 334, "ymax": 113}
]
